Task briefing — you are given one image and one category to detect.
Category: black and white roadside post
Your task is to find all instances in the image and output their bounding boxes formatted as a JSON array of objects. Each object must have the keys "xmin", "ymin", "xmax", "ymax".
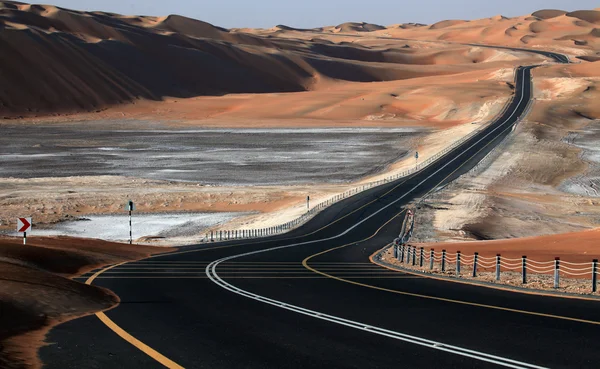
[
  {"xmin": 430, "ymin": 249, "xmax": 434, "ymax": 270},
  {"xmin": 456, "ymin": 251, "xmax": 461, "ymax": 276},
  {"xmin": 554, "ymin": 257, "xmax": 560, "ymax": 289},
  {"xmin": 419, "ymin": 247, "xmax": 424, "ymax": 268},
  {"xmin": 592, "ymin": 259, "xmax": 598, "ymax": 293},
  {"xmin": 307, "ymin": 196, "xmax": 310, "ymax": 210},
  {"xmin": 441, "ymin": 250, "xmax": 446, "ymax": 272},
  {"xmin": 473, "ymin": 252, "xmax": 479, "ymax": 277},
  {"xmin": 522, "ymin": 256, "xmax": 527, "ymax": 284},
  {"xmin": 126, "ymin": 200, "xmax": 135, "ymax": 245},
  {"xmin": 495, "ymin": 254, "xmax": 501, "ymax": 281}
]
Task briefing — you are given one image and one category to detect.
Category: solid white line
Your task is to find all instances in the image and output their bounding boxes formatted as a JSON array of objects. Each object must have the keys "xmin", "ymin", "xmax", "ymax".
[
  {"xmin": 206, "ymin": 258, "xmax": 545, "ymax": 369},
  {"xmin": 205, "ymin": 69, "xmax": 547, "ymax": 369}
]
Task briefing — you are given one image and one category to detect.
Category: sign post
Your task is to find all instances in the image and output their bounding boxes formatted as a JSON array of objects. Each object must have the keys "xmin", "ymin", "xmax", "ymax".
[
  {"xmin": 126, "ymin": 200, "xmax": 135, "ymax": 244},
  {"xmin": 17, "ymin": 217, "xmax": 32, "ymax": 245}
]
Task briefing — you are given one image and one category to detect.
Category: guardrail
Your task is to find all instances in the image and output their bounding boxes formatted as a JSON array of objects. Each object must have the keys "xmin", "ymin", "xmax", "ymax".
[
  {"xmin": 202, "ymin": 67, "xmax": 526, "ymax": 243},
  {"xmin": 384, "ymin": 244, "xmax": 599, "ymax": 294}
]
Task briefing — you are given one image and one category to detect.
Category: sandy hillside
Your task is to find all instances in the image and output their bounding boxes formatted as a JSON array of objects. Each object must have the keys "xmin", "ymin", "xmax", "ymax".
[
  {"xmin": 410, "ymin": 60, "xmax": 600, "ymax": 245},
  {"xmin": 0, "ymin": 0, "xmax": 549, "ymax": 119},
  {"xmin": 0, "ymin": 236, "xmax": 172, "ymax": 369},
  {"xmin": 319, "ymin": 9, "xmax": 600, "ymax": 60}
]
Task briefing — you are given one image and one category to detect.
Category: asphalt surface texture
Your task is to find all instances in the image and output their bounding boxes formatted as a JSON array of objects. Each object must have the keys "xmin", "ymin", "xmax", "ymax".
[{"xmin": 40, "ymin": 52, "xmax": 600, "ymax": 369}]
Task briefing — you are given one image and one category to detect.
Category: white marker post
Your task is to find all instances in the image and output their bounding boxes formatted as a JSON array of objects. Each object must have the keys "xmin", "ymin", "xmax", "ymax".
[
  {"xmin": 126, "ymin": 200, "xmax": 135, "ymax": 244},
  {"xmin": 17, "ymin": 217, "xmax": 32, "ymax": 245}
]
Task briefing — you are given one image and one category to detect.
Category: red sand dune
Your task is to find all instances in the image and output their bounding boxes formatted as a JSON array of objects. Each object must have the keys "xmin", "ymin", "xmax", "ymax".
[
  {"xmin": 416, "ymin": 228, "xmax": 600, "ymax": 263},
  {"xmin": 0, "ymin": 1, "xmax": 569, "ymax": 119}
]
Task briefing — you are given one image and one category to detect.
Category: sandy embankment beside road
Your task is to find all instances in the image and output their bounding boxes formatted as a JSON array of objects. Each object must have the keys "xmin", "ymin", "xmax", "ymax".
[
  {"xmin": 0, "ymin": 236, "xmax": 173, "ymax": 369},
  {"xmin": 409, "ymin": 61, "xmax": 600, "ymax": 265}
]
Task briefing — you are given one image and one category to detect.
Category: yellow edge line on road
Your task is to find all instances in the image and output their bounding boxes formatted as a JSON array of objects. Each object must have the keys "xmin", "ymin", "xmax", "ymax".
[
  {"xmin": 86, "ymin": 260, "xmax": 190, "ymax": 368},
  {"xmin": 302, "ymin": 95, "xmax": 600, "ymax": 325},
  {"xmin": 83, "ymin": 65, "xmax": 542, "ymax": 368},
  {"xmin": 303, "ymin": 209, "xmax": 600, "ymax": 325}
]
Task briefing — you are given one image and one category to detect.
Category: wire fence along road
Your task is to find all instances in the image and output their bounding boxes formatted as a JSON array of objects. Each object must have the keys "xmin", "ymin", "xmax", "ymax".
[
  {"xmin": 388, "ymin": 244, "xmax": 599, "ymax": 294},
  {"xmin": 202, "ymin": 69, "xmax": 526, "ymax": 243}
]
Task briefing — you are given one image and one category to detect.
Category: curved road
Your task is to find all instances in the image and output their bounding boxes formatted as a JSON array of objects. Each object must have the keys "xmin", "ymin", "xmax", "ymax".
[{"xmin": 42, "ymin": 52, "xmax": 600, "ymax": 369}]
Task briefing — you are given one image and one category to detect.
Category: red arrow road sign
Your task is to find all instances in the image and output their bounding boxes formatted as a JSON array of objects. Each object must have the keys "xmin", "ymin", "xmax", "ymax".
[{"xmin": 17, "ymin": 218, "xmax": 32, "ymax": 233}]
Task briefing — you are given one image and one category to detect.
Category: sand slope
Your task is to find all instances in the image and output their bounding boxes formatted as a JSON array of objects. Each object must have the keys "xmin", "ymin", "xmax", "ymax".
[
  {"xmin": 0, "ymin": 1, "xmax": 553, "ymax": 118},
  {"xmin": 0, "ymin": 236, "xmax": 172, "ymax": 369}
]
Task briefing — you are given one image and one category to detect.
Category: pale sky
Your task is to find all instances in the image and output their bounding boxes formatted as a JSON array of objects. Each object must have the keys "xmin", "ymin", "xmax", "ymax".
[{"xmin": 46, "ymin": 0, "xmax": 598, "ymax": 28}]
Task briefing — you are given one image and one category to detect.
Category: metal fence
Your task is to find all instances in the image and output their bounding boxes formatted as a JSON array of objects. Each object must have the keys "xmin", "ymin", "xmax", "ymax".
[
  {"xmin": 203, "ymin": 68, "xmax": 526, "ymax": 242},
  {"xmin": 392, "ymin": 244, "xmax": 599, "ymax": 293}
]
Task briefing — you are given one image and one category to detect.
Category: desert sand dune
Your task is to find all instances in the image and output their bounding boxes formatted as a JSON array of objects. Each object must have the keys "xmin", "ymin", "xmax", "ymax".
[
  {"xmin": 0, "ymin": 1, "xmax": 560, "ymax": 119},
  {"xmin": 531, "ymin": 9, "xmax": 567, "ymax": 19},
  {"xmin": 334, "ymin": 22, "xmax": 386, "ymax": 32}
]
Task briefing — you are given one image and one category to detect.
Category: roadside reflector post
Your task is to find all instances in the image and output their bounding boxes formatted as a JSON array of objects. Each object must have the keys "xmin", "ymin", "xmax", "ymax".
[
  {"xmin": 23, "ymin": 231, "xmax": 26, "ymax": 245},
  {"xmin": 441, "ymin": 250, "xmax": 446, "ymax": 272},
  {"xmin": 419, "ymin": 247, "xmax": 424, "ymax": 267},
  {"xmin": 125, "ymin": 200, "xmax": 135, "ymax": 245},
  {"xmin": 219, "ymin": 230, "xmax": 222, "ymax": 241},
  {"xmin": 429, "ymin": 249, "xmax": 434, "ymax": 270},
  {"xmin": 473, "ymin": 252, "xmax": 478, "ymax": 277},
  {"xmin": 592, "ymin": 259, "xmax": 598, "ymax": 293},
  {"xmin": 522, "ymin": 256, "xmax": 527, "ymax": 284},
  {"xmin": 210, "ymin": 231, "xmax": 214, "ymax": 242},
  {"xmin": 554, "ymin": 257, "xmax": 560, "ymax": 289},
  {"xmin": 400, "ymin": 245, "xmax": 405, "ymax": 262},
  {"xmin": 406, "ymin": 245, "xmax": 410, "ymax": 264},
  {"xmin": 456, "ymin": 251, "xmax": 461, "ymax": 276},
  {"xmin": 393, "ymin": 244, "xmax": 398, "ymax": 259},
  {"xmin": 495, "ymin": 254, "xmax": 501, "ymax": 281},
  {"xmin": 412, "ymin": 246, "xmax": 416, "ymax": 266}
]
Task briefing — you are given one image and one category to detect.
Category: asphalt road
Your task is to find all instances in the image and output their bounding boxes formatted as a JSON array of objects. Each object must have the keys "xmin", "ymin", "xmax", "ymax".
[{"xmin": 41, "ymin": 53, "xmax": 600, "ymax": 369}]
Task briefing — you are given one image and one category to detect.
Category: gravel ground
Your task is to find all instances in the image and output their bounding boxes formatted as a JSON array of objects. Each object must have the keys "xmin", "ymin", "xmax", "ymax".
[
  {"xmin": 0, "ymin": 122, "xmax": 423, "ymax": 186},
  {"xmin": 32, "ymin": 212, "xmax": 247, "ymax": 243}
]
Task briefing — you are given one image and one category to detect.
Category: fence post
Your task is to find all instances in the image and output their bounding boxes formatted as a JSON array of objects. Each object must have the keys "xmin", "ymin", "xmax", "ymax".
[
  {"xmin": 412, "ymin": 246, "xmax": 416, "ymax": 266},
  {"xmin": 220, "ymin": 230, "xmax": 222, "ymax": 241},
  {"xmin": 441, "ymin": 250, "xmax": 446, "ymax": 272},
  {"xmin": 456, "ymin": 251, "xmax": 461, "ymax": 276},
  {"xmin": 495, "ymin": 254, "xmax": 501, "ymax": 281},
  {"xmin": 522, "ymin": 256, "xmax": 527, "ymax": 284},
  {"xmin": 554, "ymin": 257, "xmax": 560, "ymax": 289},
  {"xmin": 406, "ymin": 246, "xmax": 411, "ymax": 264},
  {"xmin": 429, "ymin": 249, "xmax": 434, "ymax": 270},
  {"xmin": 210, "ymin": 230, "xmax": 214, "ymax": 242},
  {"xmin": 473, "ymin": 252, "xmax": 478, "ymax": 277},
  {"xmin": 400, "ymin": 245, "xmax": 405, "ymax": 262},
  {"xmin": 393, "ymin": 244, "xmax": 398, "ymax": 259},
  {"xmin": 419, "ymin": 247, "xmax": 424, "ymax": 267},
  {"xmin": 593, "ymin": 259, "xmax": 598, "ymax": 293}
]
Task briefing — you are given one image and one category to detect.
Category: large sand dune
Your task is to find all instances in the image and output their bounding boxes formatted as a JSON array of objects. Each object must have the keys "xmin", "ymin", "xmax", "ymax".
[{"xmin": 0, "ymin": 1, "xmax": 555, "ymax": 118}]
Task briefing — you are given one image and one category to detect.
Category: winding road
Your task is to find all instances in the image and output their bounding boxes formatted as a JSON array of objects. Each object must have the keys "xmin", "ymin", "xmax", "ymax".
[{"xmin": 41, "ymin": 50, "xmax": 600, "ymax": 369}]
